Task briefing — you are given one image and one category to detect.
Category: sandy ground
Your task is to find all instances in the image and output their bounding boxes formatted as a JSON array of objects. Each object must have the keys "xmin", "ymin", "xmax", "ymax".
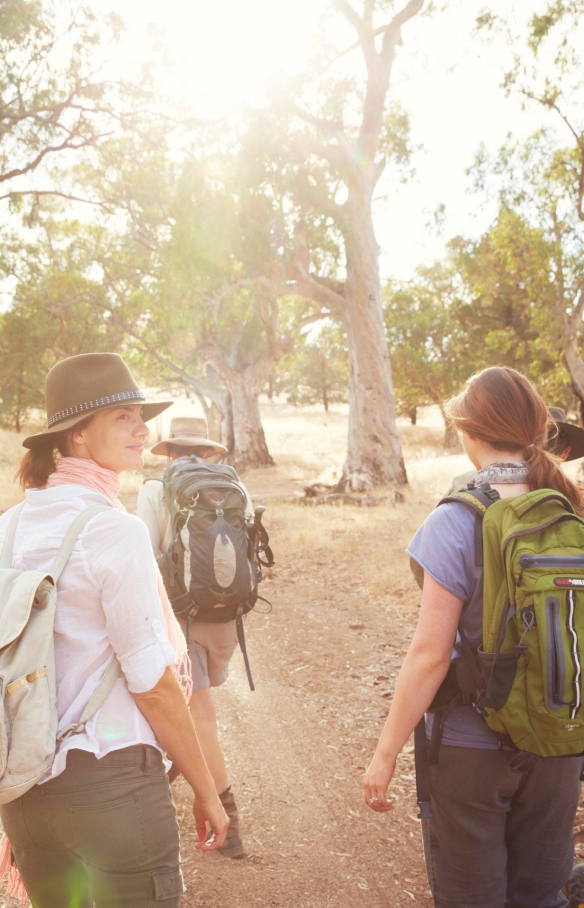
[
  {"xmin": 164, "ymin": 404, "xmax": 463, "ymax": 908},
  {"xmin": 173, "ymin": 496, "xmax": 431, "ymax": 908}
]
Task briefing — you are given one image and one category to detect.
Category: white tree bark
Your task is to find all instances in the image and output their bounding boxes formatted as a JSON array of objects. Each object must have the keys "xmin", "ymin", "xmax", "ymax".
[{"xmin": 287, "ymin": 0, "xmax": 424, "ymax": 490}]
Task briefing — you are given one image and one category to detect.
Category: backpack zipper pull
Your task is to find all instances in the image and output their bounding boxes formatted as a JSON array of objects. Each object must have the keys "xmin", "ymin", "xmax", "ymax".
[{"xmin": 518, "ymin": 607, "xmax": 535, "ymax": 648}]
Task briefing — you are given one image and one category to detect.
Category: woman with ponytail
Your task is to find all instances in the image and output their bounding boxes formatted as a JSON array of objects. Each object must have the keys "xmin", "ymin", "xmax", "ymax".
[
  {"xmin": 363, "ymin": 367, "xmax": 584, "ymax": 908},
  {"xmin": 0, "ymin": 353, "xmax": 228, "ymax": 908}
]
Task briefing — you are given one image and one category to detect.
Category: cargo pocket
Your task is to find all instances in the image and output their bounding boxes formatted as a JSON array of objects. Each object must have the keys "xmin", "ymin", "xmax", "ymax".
[
  {"xmin": 6, "ymin": 668, "xmax": 52, "ymax": 774},
  {"xmin": 70, "ymin": 795, "xmax": 148, "ymax": 870},
  {"xmin": 150, "ymin": 868, "xmax": 185, "ymax": 905},
  {"xmin": 477, "ymin": 647, "xmax": 522, "ymax": 710}
]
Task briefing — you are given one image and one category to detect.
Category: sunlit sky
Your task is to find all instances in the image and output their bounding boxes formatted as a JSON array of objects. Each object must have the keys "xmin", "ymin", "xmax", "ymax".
[{"xmin": 93, "ymin": 0, "xmax": 557, "ymax": 280}]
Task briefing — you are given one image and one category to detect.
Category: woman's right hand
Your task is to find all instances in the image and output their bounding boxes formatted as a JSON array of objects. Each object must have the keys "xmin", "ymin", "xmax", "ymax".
[
  {"xmin": 193, "ymin": 795, "xmax": 229, "ymax": 851},
  {"xmin": 362, "ymin": 750, "xmax": 396, "ymax": 813}
]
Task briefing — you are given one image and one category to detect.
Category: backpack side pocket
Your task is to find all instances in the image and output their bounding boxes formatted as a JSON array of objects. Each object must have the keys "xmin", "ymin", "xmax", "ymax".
[{"xmin": 6, "ymin": 668, "xmax": 52, "ymax": 774}]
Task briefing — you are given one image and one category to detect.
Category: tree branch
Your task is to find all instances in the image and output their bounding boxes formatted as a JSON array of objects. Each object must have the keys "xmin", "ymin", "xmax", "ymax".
[
  {"xmin": 570, "ymin": 289, "xmax": 584, "ymax": 334},
  {"xmin": 357, "ymin": 0, "xmax": 423, "ymax": 171},
  {"xmin": 287, "ymin": 103, "xmax": 343, "ymax": 135},
  {"xmin": 0, "ymin": 189, "xmax": 116, "ymax": 211},
  {"xmin": 0, "ymin": 130, "xmax": 114, "ymax": 183},
  {"xmin": 332, "ymin": 0, "xmax": 363, "ymax": 37}
]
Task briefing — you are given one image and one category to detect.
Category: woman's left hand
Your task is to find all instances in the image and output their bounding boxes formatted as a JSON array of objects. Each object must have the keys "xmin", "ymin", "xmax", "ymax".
[{"xmin": 363, "ymin": 752, "xmax": 396, "ymax": 812}]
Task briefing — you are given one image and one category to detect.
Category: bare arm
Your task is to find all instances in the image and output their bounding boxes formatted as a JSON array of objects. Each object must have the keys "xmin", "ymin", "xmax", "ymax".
[
  {"xmin": 362, "ymin": 573, "xmax": 463, "ymax": 811},
  {"xmin": 132, "ymin": 667, "xmax": 229, "ymax": 848}
]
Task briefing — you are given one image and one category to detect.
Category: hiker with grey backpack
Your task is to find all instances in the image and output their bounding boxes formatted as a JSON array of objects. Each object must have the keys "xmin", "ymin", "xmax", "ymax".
[
  {"xmin": 137, "ymin": 417, "xmax": 274, "ymax": 860},
  {"xmin": 364, "ymin": 367, "xmax": 584, "ymax": 908},
  {"xmin": 0, "ymin": 354, "xmax": 229, "ymax": 908}
]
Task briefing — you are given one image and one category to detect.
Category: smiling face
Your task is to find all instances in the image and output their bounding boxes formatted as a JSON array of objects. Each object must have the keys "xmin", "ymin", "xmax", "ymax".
[{"xmin": 68, "ymin": 405, "xmax": 149, "ymax": 474}]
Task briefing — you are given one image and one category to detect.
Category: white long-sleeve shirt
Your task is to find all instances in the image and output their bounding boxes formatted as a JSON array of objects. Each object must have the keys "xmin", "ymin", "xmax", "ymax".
[{"xmin": 0, "ymin": 484, "xmax": 177, "ymax": 781}]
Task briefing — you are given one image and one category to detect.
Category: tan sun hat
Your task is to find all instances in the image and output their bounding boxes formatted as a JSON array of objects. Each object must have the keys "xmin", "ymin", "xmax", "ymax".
[
  {"xmin": 150, "ymin": 417, "xmax": 227, "ymax": 457},
  {"xmin": 23, "ymin": 352, "xmax": 173, "ymax": 449}
]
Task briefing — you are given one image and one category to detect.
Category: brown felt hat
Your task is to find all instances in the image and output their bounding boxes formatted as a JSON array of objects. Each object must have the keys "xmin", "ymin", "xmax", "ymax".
[
  {"xmin": 23, "ymin": 353, "xmax": 173, "ymax": 449},
  {"xmin": 547, "ymin": 407, "xmax": 584, "ymax": 461},
  {"xmin": 150, "ymin": 417, "xmax": 227, "ymax": 457}
]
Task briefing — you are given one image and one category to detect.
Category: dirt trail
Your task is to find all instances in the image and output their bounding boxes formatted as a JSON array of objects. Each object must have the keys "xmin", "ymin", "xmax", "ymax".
[{"xmin": 175, "ymin": 504, "xmax": 431, "ymax": 908}]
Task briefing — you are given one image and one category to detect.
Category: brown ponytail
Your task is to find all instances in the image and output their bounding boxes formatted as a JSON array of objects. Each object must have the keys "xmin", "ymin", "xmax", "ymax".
[
  {"xmin": 15, "ymin": 433, "xmax": 69, "ymax": 490},
  {"xmin": 15, "ymin": 415, "xmax": 94, "ymax": 490},
  {"xmin": 446, "ymin": 367, "xmax": 584, "ymax": 515}
]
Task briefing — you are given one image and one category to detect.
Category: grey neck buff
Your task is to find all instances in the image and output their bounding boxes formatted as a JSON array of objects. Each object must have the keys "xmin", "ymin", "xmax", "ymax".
[{"xmin": 468, "ymin": 462, "xmax": 530, "ymax": 488}]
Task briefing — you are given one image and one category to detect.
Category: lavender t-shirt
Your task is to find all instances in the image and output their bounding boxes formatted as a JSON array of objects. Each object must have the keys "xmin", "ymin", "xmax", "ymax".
[{"xmin": 407, "ymin": 502, "xmax": 501, "ymax": 749}]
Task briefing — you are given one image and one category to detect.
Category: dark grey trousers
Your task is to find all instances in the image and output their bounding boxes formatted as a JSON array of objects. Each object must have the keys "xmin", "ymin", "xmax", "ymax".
[
  {"xmin": 422, "ymin": 745, "xmax": 582, "ymax": 908},
  {"xmin": 0, "ymin": 745, "xmax": 184, "ymax": 908}
]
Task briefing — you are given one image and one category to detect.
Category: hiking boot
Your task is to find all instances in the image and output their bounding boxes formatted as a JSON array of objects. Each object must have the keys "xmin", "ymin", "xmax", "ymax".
[
  {"xmin": 217, "ymin": 786, "xmax": 245, "ymax": 859},
  {"xmin": 564, "ymin": 863, "xmax": 584, "ymax": 908}
]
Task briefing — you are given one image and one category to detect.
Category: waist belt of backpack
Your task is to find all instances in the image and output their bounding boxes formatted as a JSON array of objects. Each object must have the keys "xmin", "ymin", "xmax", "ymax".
[
  {"xmin": 236, "ymin": 605, "xmax": 255, "ymax": 692},
  {"xmin": 414, "ymin": 622, "xmax": 487, "ymax": 822}
]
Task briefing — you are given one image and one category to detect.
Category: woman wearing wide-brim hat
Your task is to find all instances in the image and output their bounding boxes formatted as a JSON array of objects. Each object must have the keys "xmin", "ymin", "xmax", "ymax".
[
  {"xmin": 137, "ymin": 417, "xmax": 253, "ymax": 860},
  {"xmin": 0, "ymin": 353, "xmax": 228, "ymax": 908}
]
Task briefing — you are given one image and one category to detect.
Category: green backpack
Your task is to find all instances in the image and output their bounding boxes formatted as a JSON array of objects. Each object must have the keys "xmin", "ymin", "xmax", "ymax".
[
  {"xmin": 433, "ymin": 486, "xmax": 584, "ymax": 757},
  {"xmin": 414, "ymin": 485, "xmax": 584, "ymax": 820}
]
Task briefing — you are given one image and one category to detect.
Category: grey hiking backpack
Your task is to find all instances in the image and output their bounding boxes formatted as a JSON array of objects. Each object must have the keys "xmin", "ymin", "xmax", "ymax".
[
  {"xmin": 0, "ymin": 502, "xmax": 120, "ymax": 804},
  {"xmin": 156, "ymin": 456, "xmax": 274, "ymax": 690}
]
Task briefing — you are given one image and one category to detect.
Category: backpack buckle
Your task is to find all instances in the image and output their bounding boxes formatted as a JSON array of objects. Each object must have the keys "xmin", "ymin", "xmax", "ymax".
[{"xmin": 56, "ymin": 721, "xmax": 85, "ymax": 742}]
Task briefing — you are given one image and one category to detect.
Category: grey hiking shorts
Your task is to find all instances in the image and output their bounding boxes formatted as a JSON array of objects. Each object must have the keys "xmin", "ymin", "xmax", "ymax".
[{"xmin": 182, "ymin": 618, "xmax": 239, "ymax": 691}]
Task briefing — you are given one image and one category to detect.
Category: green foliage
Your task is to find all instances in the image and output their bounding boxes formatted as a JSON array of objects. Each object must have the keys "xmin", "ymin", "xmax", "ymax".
[
  {"xmin": 450, "ymin": 207, "xmax": 568, "ymax": 402},
  {"xmin": 384, "ymin": 205, "xmax": 575, "ymax": 434},
  {"xmin": 384, "ymin": 262, "xmax": 466, "ymax": 424},
  {"xmin": 0, "ymin": 208, "xmax": 122, "ymax": 430},
  {"xmin": 275, "ymin": 324, "xmax": 348, "ymax": 411}
]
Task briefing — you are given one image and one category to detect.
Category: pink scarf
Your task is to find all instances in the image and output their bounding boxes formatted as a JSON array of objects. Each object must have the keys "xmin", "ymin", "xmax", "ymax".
[{"xmin": 0, "ymin": 456, "xmax": 194, "ymax": 906}]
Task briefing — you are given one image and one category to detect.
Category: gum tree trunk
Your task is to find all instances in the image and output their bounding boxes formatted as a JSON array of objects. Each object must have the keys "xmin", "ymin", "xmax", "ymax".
[
  {"xmin": 339, "ymin": 199, "xmax": 406, "ymax": 488},
  {"xmin": 287, "ymin": 0, "xmax": 423, "ymax": 490},
  {"xmin": 227, "ymin": 370, "xmax": 274, "ymax": 469}
]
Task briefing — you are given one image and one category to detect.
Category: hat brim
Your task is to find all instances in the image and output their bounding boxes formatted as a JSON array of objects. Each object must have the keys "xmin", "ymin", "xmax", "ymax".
[
  {"xmin": 150, "ymin": 436, "xmax": 227, "ymax": 456},
  {"xmin": 553, "ymin": 422, "xmax": 584, "ymax": 461},
  {"xmin": 22, "ymin": 400, "xmax": 173, "ymax": 449}
]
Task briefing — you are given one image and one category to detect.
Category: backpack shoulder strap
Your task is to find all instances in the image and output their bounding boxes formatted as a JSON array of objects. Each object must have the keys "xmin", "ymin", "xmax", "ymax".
[
  {"xmin": 57, "ymin": 653, "xmax": 120, "ymax": 742},
  {"xmin": 437, "ymin": 486, "xmax": 500, "ymax": 567},
  {"xmin": 51, "ymin": 504, "xmax": 111, "ymax": 583},
  {"xmin": 161, "ymin": 467, "xmax": 176, "ymax": 523},
  {"xmin": 438, "ymin": 486, "xmax": 499, "ymax": 516},
  {"xmin": 0, "ymin": 501, "xmax": 26, "ymax": 569}
]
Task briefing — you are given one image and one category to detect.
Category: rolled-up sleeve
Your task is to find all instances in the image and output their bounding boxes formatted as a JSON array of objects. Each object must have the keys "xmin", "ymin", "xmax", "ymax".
[{"xmin": 83, "ymin": 511, "xmax": 176, "ymax": 693}]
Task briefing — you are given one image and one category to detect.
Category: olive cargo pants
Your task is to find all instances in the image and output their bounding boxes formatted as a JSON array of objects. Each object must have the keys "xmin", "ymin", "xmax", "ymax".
[
  {"xmin": 422, "ymin": 744, "xmax": 582, "ymax": 908},
  {"xmin": 0, "ymin": 745, "xmax": 184, "ymax": 908}
]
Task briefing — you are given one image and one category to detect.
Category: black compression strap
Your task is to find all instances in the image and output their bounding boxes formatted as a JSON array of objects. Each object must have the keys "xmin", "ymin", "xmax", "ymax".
[
  {"xmin": 236, "ymin": 611, "xmax": 255, "ymax": 691},
  {"xmin": 414, "ymin": 718, "xmax": 433, "ymax": 819}
]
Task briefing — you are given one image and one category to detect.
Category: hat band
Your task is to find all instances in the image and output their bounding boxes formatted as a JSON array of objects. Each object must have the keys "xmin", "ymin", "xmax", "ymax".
[
  {"xmin": 170, "ymin": 431, "xmax": 210, "ymax": 440},
  {"xmin": 47, "ymin": 390, "xmax": 146, "ymax": 428}
]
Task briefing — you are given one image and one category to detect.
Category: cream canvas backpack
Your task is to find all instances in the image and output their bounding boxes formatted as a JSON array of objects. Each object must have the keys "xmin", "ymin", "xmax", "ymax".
[{"xmin": 0, "ymin": 502, "xmax": 120, "ymax": 804}]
